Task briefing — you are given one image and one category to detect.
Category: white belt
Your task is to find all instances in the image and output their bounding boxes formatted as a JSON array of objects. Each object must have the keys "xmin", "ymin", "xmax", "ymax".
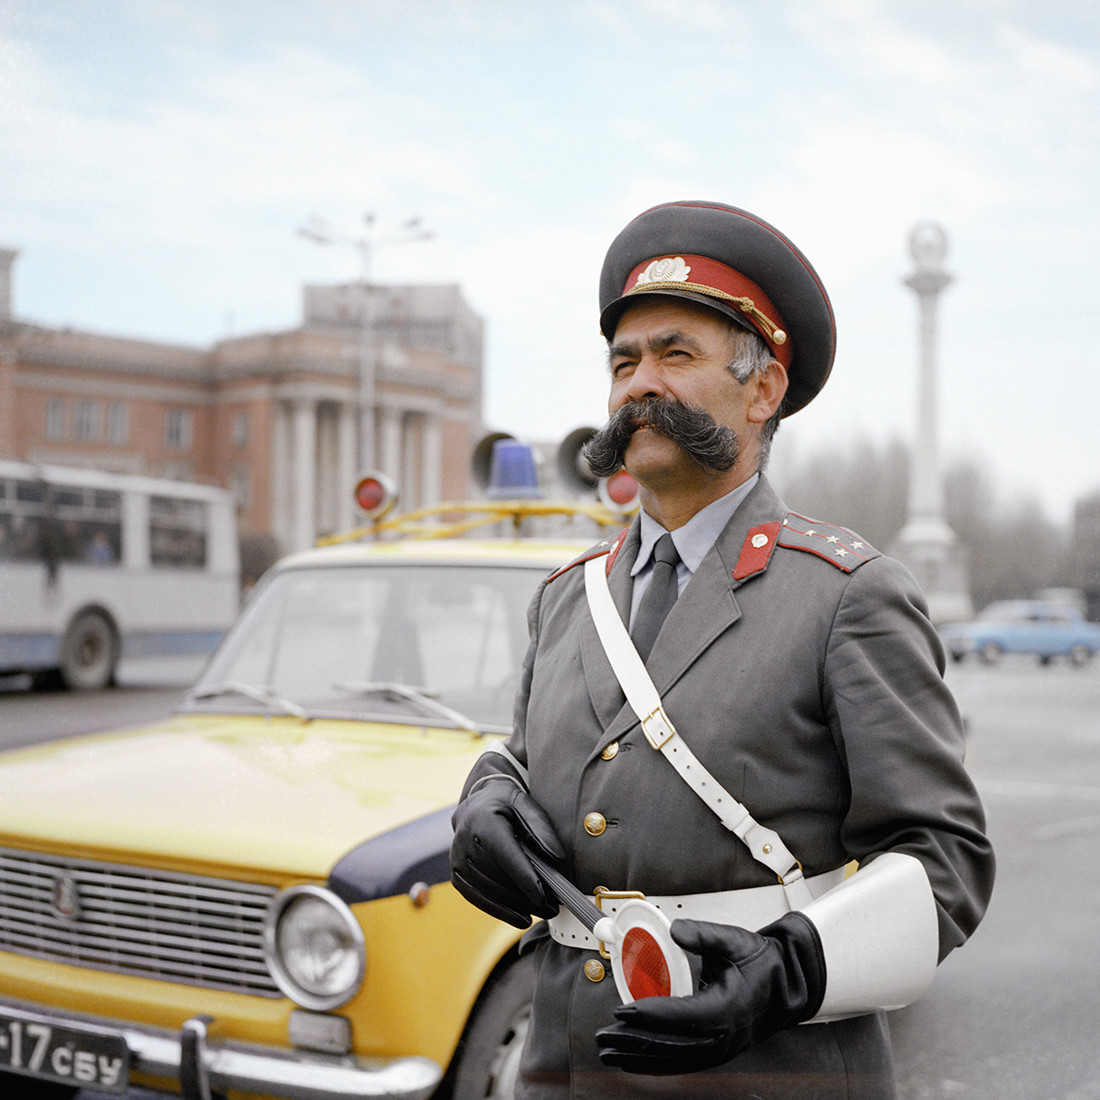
[{"xmin": 547, "ymin": 867, "xmax": 847, "ymax": 951}]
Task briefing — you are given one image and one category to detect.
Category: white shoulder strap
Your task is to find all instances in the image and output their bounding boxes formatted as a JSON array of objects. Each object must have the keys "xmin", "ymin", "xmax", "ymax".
[{"xmin": 583, "ymin": 555, "xmax": 812, "ymax": 906}]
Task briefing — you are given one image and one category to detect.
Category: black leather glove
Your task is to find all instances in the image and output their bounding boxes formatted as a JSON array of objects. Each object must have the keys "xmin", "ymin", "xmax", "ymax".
[
  {"xmin": 595, "ymin": 912, "xmax": 826, "ymax": 1074},
  {"xmin": 450, "ymin": 774, "xmax": 566, "ymax": 928}
]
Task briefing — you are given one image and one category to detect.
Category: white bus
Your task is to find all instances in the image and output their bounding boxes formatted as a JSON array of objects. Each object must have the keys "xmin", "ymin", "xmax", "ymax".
[{"xmin": 0, "ymin": 461, "xmax": 240, "ymax": 689}]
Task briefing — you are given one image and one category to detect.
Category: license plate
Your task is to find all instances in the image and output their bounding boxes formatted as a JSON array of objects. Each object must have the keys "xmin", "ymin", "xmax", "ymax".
[{"xmin": 0, "ymin": 1012, "xmax": 129, "ymax": 1093}]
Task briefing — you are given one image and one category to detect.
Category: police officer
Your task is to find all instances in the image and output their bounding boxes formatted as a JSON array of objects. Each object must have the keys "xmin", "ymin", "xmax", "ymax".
[{"xmin": 451, "ymin": 200, "xmax": 994, "ymax": 1099}]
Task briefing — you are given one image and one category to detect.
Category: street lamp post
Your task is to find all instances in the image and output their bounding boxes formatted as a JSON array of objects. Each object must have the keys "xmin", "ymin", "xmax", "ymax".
[{"xmin": 297, "ymin": 213, "xmax": 432, "ymax": 471}]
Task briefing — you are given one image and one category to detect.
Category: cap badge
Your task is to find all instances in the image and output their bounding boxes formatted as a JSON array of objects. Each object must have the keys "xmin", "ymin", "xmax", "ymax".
[{"xmin": 634, "ymin": 256, "xmax": 690, "ymax": 288}]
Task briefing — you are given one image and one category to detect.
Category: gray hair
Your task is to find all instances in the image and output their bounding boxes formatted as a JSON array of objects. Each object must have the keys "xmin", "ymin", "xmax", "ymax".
[{"xmin": 725, "ymin": 327, "xmax": 784, "ymax": 470}]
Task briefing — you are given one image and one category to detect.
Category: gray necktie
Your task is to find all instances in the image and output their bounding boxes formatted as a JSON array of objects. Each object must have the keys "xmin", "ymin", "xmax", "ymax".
[{"xmin": 631, "ymin": 533, "xmax": 681, "ymax": 660}]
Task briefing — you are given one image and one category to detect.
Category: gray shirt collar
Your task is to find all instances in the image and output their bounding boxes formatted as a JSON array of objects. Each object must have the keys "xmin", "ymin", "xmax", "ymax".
[{"xmin": 632, "ymin": 474, "xmax": 760, "ymax": 578}]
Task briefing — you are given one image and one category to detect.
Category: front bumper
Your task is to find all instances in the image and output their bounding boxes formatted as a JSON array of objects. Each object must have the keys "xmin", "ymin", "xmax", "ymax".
[{"xmin": 0, "ymin": 997, "xmax": 441, "ymax": 1100}]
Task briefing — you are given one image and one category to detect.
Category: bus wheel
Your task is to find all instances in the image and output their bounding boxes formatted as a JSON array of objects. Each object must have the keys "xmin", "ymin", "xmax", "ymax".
[{"xmin": 59, "ymin": 611, "xmax": 117, "ymax": 690}]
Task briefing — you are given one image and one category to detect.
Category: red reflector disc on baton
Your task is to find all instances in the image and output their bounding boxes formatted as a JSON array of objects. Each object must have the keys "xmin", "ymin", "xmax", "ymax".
[
  {"xmin": 620, "ymin": 926, "xmax": 672, "ymax": 999},
  {"xmin": 604, "ymin": 898, "xmax": 693, "ymax": 1003}
]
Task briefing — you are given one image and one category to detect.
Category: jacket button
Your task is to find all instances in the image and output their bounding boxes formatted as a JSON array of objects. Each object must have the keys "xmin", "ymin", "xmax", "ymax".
[
  {"xmin": 584, "ymin": 812, "xmax": 607, "ymax": 836},
  {"xmin": 600, "ymin": 741, "xmax": 619, "ymax": 761},
  {"xmin": 584, "ymin": 959, "xmax": 606, "ymax": 982}
]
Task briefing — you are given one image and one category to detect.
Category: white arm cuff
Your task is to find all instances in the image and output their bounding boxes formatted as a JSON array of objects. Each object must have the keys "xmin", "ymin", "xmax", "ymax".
[{"xmin": 802, "ymin": 852, "xmax": 939, "ymax": 1022}]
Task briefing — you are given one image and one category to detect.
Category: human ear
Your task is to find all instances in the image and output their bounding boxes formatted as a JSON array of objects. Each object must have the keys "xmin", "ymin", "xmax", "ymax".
[{"xmin": 747, "ymin": 362, "xmax": 789, "ymax": 423}]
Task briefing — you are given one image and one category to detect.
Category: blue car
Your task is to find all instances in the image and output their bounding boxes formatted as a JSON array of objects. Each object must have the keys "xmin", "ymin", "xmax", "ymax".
[{"xmin": 940, "ymin": 600, "xmax": 1100, "ymax": 666}]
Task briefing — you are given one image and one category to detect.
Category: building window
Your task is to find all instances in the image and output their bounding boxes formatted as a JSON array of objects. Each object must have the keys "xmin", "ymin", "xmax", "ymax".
[
  {"xmin": 164, "ymin": 408, "xmax": 193, "ymax": 451},
  {"xmin": 233, "ymin": 410, "xmax": 249, "ymax": 448},
  {"xmin": 107, "ymin": 402, "xmax": 129, "ymax": 445},
  {"xmin": 231, "ymin": 465, "xmax": 251, "ymax": 510},
  {"xmin": 45, "ymin": 398, "xmax": 66, "ymax": 439},
  {"xmin": 74, "ymin": 401, "xmax": 102, "ymax": 442}
]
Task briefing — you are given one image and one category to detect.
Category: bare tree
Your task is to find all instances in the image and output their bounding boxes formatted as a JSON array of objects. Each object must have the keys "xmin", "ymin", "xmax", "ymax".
[
  {"xmin": 776, "ymin": 436, "xmax": 909, "ymax": 549},
  {"xmin": 778, "ymin": 437, "xmax": 1073, "ymax": 612}
]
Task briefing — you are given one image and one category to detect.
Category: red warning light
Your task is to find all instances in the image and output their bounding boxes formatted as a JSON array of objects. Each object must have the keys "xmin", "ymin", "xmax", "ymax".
[
  {"xmin": 353, "ymin": 472, "xmax": 396, "ymax": 519},
  {"xmin": 602, "ymin": 469, "xmax": 640, "ymax": 510},
  {"xmin": 355, "ymin": 478, "xmax": 385, "ymax": 512}
]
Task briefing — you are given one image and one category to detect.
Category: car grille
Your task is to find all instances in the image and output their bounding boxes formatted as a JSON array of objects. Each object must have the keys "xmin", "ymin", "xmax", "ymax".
[{"xmin": 0, "ymin": 847, "xmax": 282, "ymax": 997}]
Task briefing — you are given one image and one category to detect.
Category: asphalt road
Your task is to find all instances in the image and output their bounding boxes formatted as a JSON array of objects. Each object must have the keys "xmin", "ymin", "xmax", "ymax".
[
  {"xmin": 2, "ymin": 653, "xmax": 1098, "ymax": 1099},
  {"xmin": 0, "ymin": 656, "xmax": 204, "ymax": 748},
  {"xmin": 889, "ymin": 656, "xmax": 1100, "ymax": 1100}
]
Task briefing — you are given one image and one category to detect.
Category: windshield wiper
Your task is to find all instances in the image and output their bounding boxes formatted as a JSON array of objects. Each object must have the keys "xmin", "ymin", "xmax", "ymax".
[
  {"xmin": 332, "ymin": 680, "xmax": 481, "ymax": 733},
  {"xmin": 187, "ymin": 681, "xmax": 309, "ymax": 721}
]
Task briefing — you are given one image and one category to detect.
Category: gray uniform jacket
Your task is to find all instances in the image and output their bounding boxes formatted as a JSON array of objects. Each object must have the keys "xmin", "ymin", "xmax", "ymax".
[{"xmin": 464, "ymin": 476, "xmax": 994, "ymax": 1099}]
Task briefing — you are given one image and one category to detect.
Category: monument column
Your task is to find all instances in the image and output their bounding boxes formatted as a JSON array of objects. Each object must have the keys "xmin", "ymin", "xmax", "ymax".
[{"xmin": 892, "ymin": 223, "xmax": 972, "ymax": 623}]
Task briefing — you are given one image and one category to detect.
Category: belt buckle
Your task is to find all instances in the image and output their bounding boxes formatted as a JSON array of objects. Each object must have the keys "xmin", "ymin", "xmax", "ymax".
[
  {"xmin": 641, "ymin": 707, "xmax": 676, "ymax": 750},
  {"xmin": 594, "ymin": 886, "xmax": 646, "ymax": 959}
]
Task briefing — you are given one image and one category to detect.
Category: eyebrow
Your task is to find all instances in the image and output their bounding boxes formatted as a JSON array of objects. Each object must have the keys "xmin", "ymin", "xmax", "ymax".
[{"xmin": 606, "ymin": 329, "xmax": 706, "ymax": 367}]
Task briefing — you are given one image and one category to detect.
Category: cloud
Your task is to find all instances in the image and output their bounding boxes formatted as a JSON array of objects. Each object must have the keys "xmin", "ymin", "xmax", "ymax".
[
  {"xmin": 997, "ymin": 22, "xmax": 1098, "ymax": 89},
  {"xmin": 2, "ymin": 0, "xmax": 1098, "ymax": 519}
]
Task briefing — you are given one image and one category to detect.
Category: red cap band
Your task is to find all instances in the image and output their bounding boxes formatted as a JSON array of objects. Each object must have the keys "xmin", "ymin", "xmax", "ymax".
[{"xmin": 622, "ymin": 254, "xmax": 792, "ymax": 368}]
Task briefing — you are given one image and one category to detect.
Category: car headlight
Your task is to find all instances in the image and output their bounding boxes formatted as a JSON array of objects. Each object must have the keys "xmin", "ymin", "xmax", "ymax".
[{"xmin": 264, "ymin": 885, "xmax": 366, "ymax": 1010}]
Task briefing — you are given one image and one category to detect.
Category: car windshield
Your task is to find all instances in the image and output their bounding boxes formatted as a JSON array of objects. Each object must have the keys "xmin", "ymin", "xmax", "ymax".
[{"xmin": 186, "ymin": 562, "xmax": 543, "ymax": 731}]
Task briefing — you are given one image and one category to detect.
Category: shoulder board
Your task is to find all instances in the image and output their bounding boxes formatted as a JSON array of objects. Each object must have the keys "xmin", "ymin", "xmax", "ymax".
[
  {"xmin": 546, "ymin": 528, "xmax": 628, "ymax": 582},
  {"xmin": 775, "ymin": 513, "xmax": 880, "ymax": 573}
]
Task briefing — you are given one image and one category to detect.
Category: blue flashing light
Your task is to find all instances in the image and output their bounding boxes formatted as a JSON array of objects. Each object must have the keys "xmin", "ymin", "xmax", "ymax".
[{"xmin": 487, "ymin": 439, "xmax": 542, "ymax": 499}]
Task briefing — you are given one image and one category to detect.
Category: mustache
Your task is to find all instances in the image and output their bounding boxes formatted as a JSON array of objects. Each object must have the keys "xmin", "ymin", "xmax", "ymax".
[{"xmin": 583, "ymin": 398, "xmax": 740, "ymax": 478}]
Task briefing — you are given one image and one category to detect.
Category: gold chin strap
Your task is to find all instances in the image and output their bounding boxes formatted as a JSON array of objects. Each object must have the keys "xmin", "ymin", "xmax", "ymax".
[
  {"xmin": 629, "ymin": 279, "xmax": 788, "ymax": 347},
  {"xmin": 731, "ymin": 296, "xmax": 787, "ymax": 347}
]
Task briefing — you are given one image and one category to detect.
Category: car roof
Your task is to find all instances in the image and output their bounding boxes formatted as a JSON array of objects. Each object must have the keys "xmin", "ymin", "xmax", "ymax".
[{"xmin": 270, "ymin": 536, "xmax": 603, "ymax": 573}]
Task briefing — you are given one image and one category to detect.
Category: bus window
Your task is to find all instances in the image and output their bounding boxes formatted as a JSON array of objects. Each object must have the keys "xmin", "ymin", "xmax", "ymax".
[
  {"xmin": 150, "ymin": 495, "xmax": 208, "ymax": 569},
  {"xmin": 0, "ymin": 462, "xmax": 238, "ymax": 689},
  {"xmin": 57, "ymin": 484, "xmax": 121, "ymax": 565}
]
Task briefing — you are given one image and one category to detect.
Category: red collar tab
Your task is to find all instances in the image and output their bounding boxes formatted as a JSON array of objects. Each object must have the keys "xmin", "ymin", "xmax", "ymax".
[
  {"xmin": 546, "ymin": 529, "xmax": 628, "ymax": 584},
  {"xmin": 623, "ymin": 254, "xmax": 791, "ymax": 367},
  {"xmin": 606, "ymin": 528, "xmax": 629, "ymax": 575},
  {"xmin": 732, "ymin": 520, "xmax": 782, "ymax": 580}
]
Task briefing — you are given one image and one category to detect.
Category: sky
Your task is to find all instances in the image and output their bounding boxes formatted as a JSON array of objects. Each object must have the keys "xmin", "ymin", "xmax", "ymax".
[{"xmin": 2, "ymin": 0, "xmax": 1098, "ymax": 525}]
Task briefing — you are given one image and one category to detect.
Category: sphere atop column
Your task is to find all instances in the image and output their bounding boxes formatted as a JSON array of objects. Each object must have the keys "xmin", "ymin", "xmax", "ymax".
[{"xmin": 908, "ymin": 223, "xmax": 948, "ymax": 273}]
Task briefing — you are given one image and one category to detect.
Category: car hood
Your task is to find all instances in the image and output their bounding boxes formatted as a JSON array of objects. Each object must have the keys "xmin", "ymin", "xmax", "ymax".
[{"xmin": 0, "ymin": 713, "xmax": 486, "ymax": 880}]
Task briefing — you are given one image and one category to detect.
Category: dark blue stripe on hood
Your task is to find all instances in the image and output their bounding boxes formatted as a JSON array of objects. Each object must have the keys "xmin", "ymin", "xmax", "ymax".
[{"xmin": 327, "ymin": 805, "xmax": 454, "ymax": 905}]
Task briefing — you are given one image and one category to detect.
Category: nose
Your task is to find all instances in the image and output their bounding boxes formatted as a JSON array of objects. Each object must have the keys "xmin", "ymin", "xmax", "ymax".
[{"xmin": 623, "ymin": 355, "xmax": 668, "ymax": 404}]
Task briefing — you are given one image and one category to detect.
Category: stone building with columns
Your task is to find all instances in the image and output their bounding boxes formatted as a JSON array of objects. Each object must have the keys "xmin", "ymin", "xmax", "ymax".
[{"xmin": 0, "ymin": 248, "xmax": 484, "ymax": 562}]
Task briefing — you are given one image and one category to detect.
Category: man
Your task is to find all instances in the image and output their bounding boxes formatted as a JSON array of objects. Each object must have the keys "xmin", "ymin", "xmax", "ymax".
[{"xmin": 451, "ymin": 200, "xmax": 994, "ymax": 1099}]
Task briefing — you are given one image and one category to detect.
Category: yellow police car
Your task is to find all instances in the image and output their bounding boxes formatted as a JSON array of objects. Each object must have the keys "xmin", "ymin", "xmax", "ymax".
[{"xmin": 0, "ymin": 484, "xmax": 630, "ymax": 1099}]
